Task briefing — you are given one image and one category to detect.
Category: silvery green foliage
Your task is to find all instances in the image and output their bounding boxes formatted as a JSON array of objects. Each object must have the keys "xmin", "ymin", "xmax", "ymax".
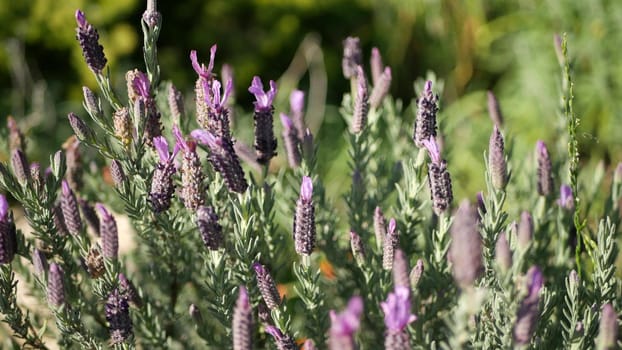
[{"xmin": 0, "ymin": 6, "xmax": 620, "ymax": 350}]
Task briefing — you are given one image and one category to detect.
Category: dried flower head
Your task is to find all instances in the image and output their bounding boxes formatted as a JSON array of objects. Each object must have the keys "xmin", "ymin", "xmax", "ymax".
[
  {"xmin": 113, "ymin": 107, "xmax": 133, "ymax": 147},
  {"xmin": 536, "ymin": 140, "xmax": 553, "ymax": 196},
  {"xmin": 253, "ymin": 263, "xmax": 281, "ymax": 310},
  {"xmin": 75, "ymin": 10, "xmax": 107, "ymax": 74},
  {"xmin": 328, "ymin": 296, "xmax": 363, "ymax": 350},
  {"xmin": 413, "ymin": 81, "xmax": 439, "ymax": 148},
  {"xmin": 342, "ymin": 37, "xmax": 362, "ymax": 79},
  {"xmin": 232, "ymin": 286, "xmax": 253, "ymax": 350},
  {"xmin": 350, "ymin": 231, "xmax": 366, "ymax": 266},
  {"xmin": 448, "ymin": 200, "xmax": 483, "ymax": 289},
  {"xmin": 85, "ymin": 245, "xmax": 105, "ymax": 279},
  {"xmin": 488, "ymin": 125, "xmax": 507, "ymax": 190},
  {"xmin": 294, "ymin": 176, "xmax": 316, "ymax": 256}
]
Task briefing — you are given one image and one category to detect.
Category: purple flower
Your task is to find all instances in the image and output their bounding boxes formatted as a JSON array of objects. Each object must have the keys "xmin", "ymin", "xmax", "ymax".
[
  {"xmin": 0, "ymin": 195, "xmax": 16, "ymax": 264},
  {"xmin": 75, "ymin": 10, "xmax": 107, "ymax": 73},
  {"xmin": 342, "ymin": 36, "xmax": 362, "ymax": 79},
  {"xmin": 422, "ymin": 136, "xmax": 441, "ymax": 165},
  {"xmin": 265, "ymin": 326, "xmax": 297, "ymax": 350},
  {"xmin": 190, "ymin": 46, "xmax": 217, "ymax": 81},
  {"xmin": 517, "ymin": 211, "xmax": 533, "ymax": 250},
  {"xmin": 383, "ymin": 219, "xmax": 399, "ymax": 270},
  {"xmin": 168, "ymin": 83, "xmax": 184, "ymax": 123},
  {"xmin": 96, "ymin": 203, "xmax": 118, "ymax": 259},
  {"xmin": 369, "ymin": 66, "xmax": 392, "ymax": 109},
  {"xmin": 329, "ymin": 296, "xmax": 363, "ymax": 336},
  {"xmin": 488, "ymin": 125, "xmax": 507, "ymax": 190},
  {"xmin": 253, "ymin": 262, "xmax": 281, "ymax": 309},
  {"xmin": 249, "ymin": 76, "xmax": 277, "ymax": 112},
  {"xmin": 204, "ymin": 79, "xmax": 234, "ymax": 115},
  {"xmin": 449, "ymin": 200, "xmax": 483, "ymax": 288},
  {"xmin": 392, "ymin": 249, "xmax": 410, "ymax": 289},
  {"xmin": 350, "ymin": 231, "xmax": 366, "ymax": 266},
  {"xmin": 597, "ymin": 303, "xmax": 618, "ymax": 350},
  {"xmin": 487, "ymin": 91, "xmax": 504, "ymax": 127},
  {"xmin": 149, "ymin": 136, "xmax": 178, "ymax": 213},
  {"xmin": 192, "ymin": 129, "xmax": 248, "ymax": 193},
  {"xmin": 413, "ymin": 81, "xmax": 439, "ymax": 148},
  {"xmin": 61, "ymin": 180, "xmax": 82, "ymax": 235},
  {"xmin": 351, "ymin": 66, "xmax": 369, "ymax": 134},
  {"xmin": 536, "ymin": 140, "xmax": 553, "ymax": 196},
  {"xmin": 289, "ymin": 90, "xmax": 306, "ymax": 138},
  {"xmin": 513, "ymin": 266, "xmax": 543, "ymax": 345},
  {"xmin": 370, "ymin": 47, "xmax": 384, "ymax": 86},
  {"xmin": 132, "ymin": 71, "xmax": 151, "ymax": 99},
  {"xmin": 47, "ymin": 263, "xmax": 65, "ymax": 308},
  {"xmin": 381, "ymin": 286, "xmax": 417, "ymax": 331},
  {"xmin": 173, "ymin": 125, "xmax": 205, "ymax": 210},
  {"xmin": 233, "ymin": 286, "xmax": 253, "ymax": 350},
  {"xmin": 557, "ymin": 184, "xmax": 574, "ymax": 210},
  {"xmin": 196, "ymin": 206, "xmax": 223, "ymax": 250},
  {"xmin": 423, "ymin": 137, "xmax": 453, "ymax": 215},
  {"xmin": 280, "ymin": 113, "xmax": 301, "ymax": 168},
  {"xmin": 373, "ymin": 206, "xmax": 387, "ymax": 250},
  {"xmin": 105, "ymin": 288, "xmax": 133, "ymax": 344}
]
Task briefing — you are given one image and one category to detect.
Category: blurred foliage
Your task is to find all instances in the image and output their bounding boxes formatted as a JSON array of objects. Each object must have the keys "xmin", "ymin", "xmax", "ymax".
[{"xmin": 1, "ymin": 0, "xmax": 622, "ymax": 200}]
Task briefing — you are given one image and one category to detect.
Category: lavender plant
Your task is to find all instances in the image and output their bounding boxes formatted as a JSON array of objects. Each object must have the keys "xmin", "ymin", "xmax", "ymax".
[{"xmin": 0, "ymin": 3, "xmax": 621, "ymax": 350}]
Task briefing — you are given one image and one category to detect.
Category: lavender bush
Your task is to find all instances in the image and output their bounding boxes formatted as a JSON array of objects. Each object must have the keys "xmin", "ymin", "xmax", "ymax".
[{"xmin": 0, "ymin": 2, "xmax": 621, "ymax": 349}]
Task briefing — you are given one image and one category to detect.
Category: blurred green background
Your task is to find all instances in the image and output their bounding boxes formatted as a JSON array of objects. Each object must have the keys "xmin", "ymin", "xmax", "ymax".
[{"xmin": 1, "ymin": 0, "xmax": 621, "ymax": 199}]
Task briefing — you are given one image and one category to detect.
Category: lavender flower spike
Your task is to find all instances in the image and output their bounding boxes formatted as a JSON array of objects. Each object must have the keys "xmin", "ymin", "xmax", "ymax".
[
  {"xmin": 290, "ymin": 90, "xmax": 306, "ymax": 138},
  {"xmin": 350, "ymin": 231, "xmax": 366, "ymax": 266},
  {"xmin": 351, "ymin": 66, "xmax": 369, "ymax": 134},
  {"xmin": 265, "ymin": 325, "xmax": 297, "ymax": 350},
  {"xmin": 253, "ymin": 263, "xmax": 281, "ymax": 310},
  {"xmin": 597, "ymin": 303, "xmax": 618, "ymax": 350},
  {"xmin": 249, "ymin": 76, "xmax": 278, "ymax": 164},
  {"xmin": 392, "ymin": 249, "xmax": 410, "ymax": 289},
  {"xmin": 342, "ymin": 36, "xmax": 362, "ymax": 79},
  {"xmin": 328, "ymin": 296, "xmax": 363, "ymax": 350},
  {"xmin": 105, "ymin": 288, "xmax": 133, "ymax": 344},
  {"xmin": 487, "ymin": 91, "xmax": 504, "ymax": 127},
  {"xmin": 382, "ymin": 286, "xmax": 417, "ymax": 350},
  {"xmin": 536, "ymin": 140, "xmax": 553, "ymax": 196},
  {"xmin": 413, "ymin": 80, "xmax": 439, "ymax": 148},
  {"xmin": 233, "ymin": 286, "xmax": 253, "ymax": 350},
  {"xmin": 423, "ymin": 137, "xmax": 453, "ymax": 215},
  {"xmin": 61, "ymin": 180, "xmax": 83, "ymax": 235},
  {"xmin": 192, "ymin": 129, "xmax": 248, "ymax": 193},
  {"xmin": 148, "ymin": 136, "xmax": 178, "ymax": 213},
  {"xmin": 557, "ymin": 184, "xmax": 574, "ymax": 210},
  {"xmin": 488, "ymin": 124, "xmax": 507, "ymax": 190},
  {"xmin": 96, "ymin": 203, "xmax": 118, "ymax": 259},
  {"xmin": 370, "ymin": 67, "xmax": 392, "ymax": 109},
  {"xmin": 370, "ymin": 47, "xmax": 384, "ymax": 86},
  {"xmin": 190, "ymin": 45, "xmax": 217, "ymax": 81},
  {"xmin": 75, "ymin": 10, "xmax": 107, "ymax": 74},
  {"xmin": 294, "ymin": 176, "xmax": 316, "ymax": 256},
  {"xmin": 280, "ymin": 114, "xmax": 301, "ymax": 168},
  {"xmin": 11, "ymin": 149, "xmax": 30, "ymax": 186},
  {"xmin": 0, "ymin": 195, "xmax": 17, "ymax": 264},
  {"xmin": 448, "ymin": 200, "xmax": 483, "ymax": 289},
  {"xmin": 513, "ymin": 266, "xmax": 543, "ymax": 345},
  {"xmin": 196, "ymin": 206, "xmax": 223, "ymax": 250},
  {"xmin": 173, "ymin": 125, "xmax": 205, "ymax": 210},
  {"xmin": 383, "ymin": 219, "xmax": 399, "ymax": 270},
  {"xmin": 517, "ymin": 211, "xmax": 533, "ymax": 251},
  {"xmin": 47, "ymin": 263, "xmax": 65, "ymax": 308},
  {"xmin": 373, "ymin": 206, "xmax": 387, "ymax": 250}
]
